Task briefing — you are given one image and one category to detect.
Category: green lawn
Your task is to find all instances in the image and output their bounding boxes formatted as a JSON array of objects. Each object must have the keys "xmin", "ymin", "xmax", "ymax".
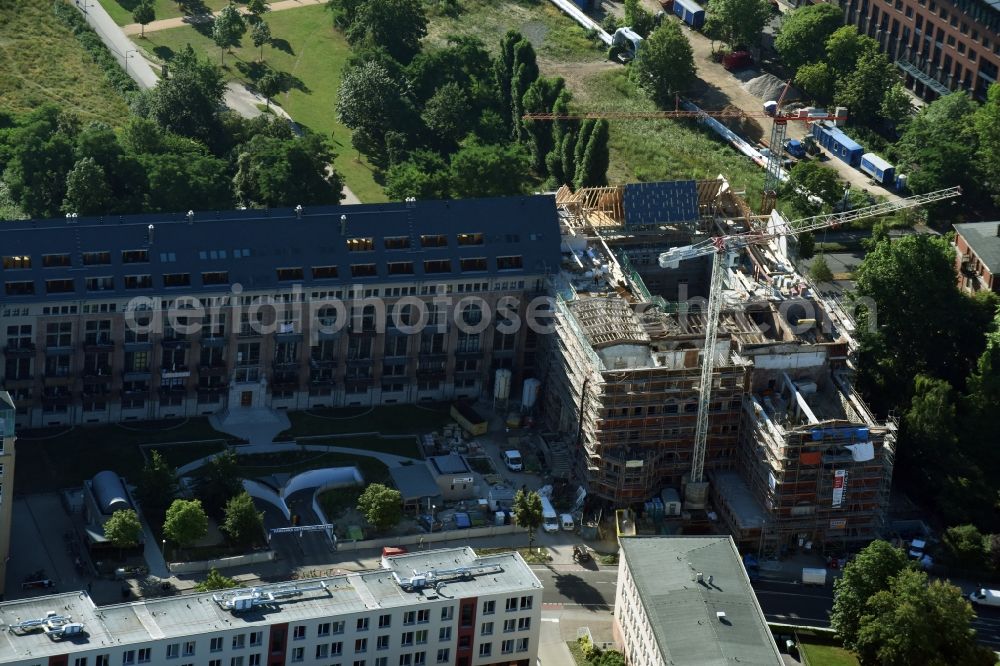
[
  {"xmin": 281, "ymin": 404, "xmax": 452, "ymax": 439},
  {"xmin": 317, "ymin": 485, "xmax": 364, "ymax": 518},
  {"xmin": 301, "ymin": 434, "xmax": 423, "ymax": 459},
  {"xmin": 799, "ymin": 642, "xmax": 860, "ymax": 666},
  {"xmin": 98, "ymin": 0, "xmax": 229, "ymax": 26},
  {"xmin": 136, "ymin": 5, "xmax": 386, "ymax": 202},
  {"xmin": 234, "ymin": 451, "xmax": 390, "ymax": 484},
  {"xmin": 0, "ymin": 1, "xmax": 130, "ymax": 127},
  {"xmin": 146, "ymin": 439, "xmax": 229, "ymax": 468},
  {"xmin": 15, "ymin": 418, "xmax": 235, "ymax": 493}
]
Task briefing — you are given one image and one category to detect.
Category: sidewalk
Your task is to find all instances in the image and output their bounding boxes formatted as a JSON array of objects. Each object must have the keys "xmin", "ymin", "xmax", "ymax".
[{"xmin": 121, "ymin": 0, "xmax": 324, "ymax": 36}]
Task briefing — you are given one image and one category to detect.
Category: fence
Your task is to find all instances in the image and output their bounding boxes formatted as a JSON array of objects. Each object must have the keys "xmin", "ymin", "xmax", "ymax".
[
  {"xmin": 333, "ymin": 524, "xmax": 522, "ymax": 553},
  {"xmin": 167, "ymin": 549, "xmax": 276, "ymax": 574}
]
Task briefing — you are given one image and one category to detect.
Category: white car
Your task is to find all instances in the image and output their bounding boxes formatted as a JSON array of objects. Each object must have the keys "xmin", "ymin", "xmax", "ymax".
[{"xmin": 502, "ymin": 450, "xmax": 523, "ymax": 472}]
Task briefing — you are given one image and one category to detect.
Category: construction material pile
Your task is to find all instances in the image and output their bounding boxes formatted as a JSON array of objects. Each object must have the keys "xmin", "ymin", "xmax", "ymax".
[{"xmin": 742, "ymin": 73, "xmax": 802, "ymax": 102}]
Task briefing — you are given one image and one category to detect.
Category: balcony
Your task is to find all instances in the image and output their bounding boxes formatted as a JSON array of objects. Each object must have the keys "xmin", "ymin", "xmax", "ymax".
[
  {"xmin": 122, "ymin": 368, "xmax": 152, "ymax": 381},
  {"xmin": 159, "ymin": 383, "xmax": 188, "ymax": 394},
  {"xmin": 238, "ymin": 326, "xmax": 262, "ymax": 339},
  {"xmin": 273, "ymin": 360, "xmax": 299, "ymax": 372},
  {"xmin": 309, "ymin": 375, "xmax": 336, "ymax": 386},
  {"xmin": 161, "ymin": 366, "xmax": 191, "ymax": 379},
  {"xmin": 121, "ymin": 388, "xmax": 150, "ymax": 398},
  {"xmin": 198, "ymin": 385, "xmax": 227, "ymax": 395},
  {"xmin": 270, "ymin": 378, "xmax": 299, "ymax": 391},
  {"xmin": 44, "ymin": 369, "xmax": 73, "ymax": 385},
  {"xmin": 41, "ymin": 393, "xmax": 72, "ymax": 405},
  {"xmin": 82, "ymin": 384, "xmax": 112, "ymax": 397},
  {"xmin": 83, "ymin": 338, "xmax": 115, "ymax": 352},
  {"xmin": 3, "ymin": 343, "xmax": 35, "ymax": 357}
]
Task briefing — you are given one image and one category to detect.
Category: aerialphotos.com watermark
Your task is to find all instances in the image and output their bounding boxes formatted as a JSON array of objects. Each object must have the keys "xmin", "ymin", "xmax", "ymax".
[{"xmin": 121, "ymin": 283, "xmax": 877, "ymax": 346}]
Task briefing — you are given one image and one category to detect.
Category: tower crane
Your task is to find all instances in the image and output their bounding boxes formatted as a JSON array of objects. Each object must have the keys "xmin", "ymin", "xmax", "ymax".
[
  {"xmin": 524, "ymin": 88, "xmax": 840, "ymax": 212},
  {"xmin": 657, "ymin": 186, "xmax": 961, "ymax": 506}
]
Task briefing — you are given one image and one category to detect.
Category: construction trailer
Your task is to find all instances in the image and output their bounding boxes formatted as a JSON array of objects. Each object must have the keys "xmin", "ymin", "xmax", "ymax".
[
  {"xmin": 811, "ymin": 121, "xmax": 863, "ymax": 167},
  {"xmin": 673, "ymin": 0, "xmax": 706, "ymax": 28}
]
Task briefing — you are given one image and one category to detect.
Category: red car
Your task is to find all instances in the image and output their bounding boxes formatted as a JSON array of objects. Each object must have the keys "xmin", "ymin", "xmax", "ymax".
[{"xmin": 722, "ymin": 51, "xmax": 753, "ymax": 71}]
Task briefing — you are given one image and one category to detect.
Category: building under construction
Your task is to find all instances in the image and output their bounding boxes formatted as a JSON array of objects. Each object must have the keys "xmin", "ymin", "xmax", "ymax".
[{"xmin": 542, "ymin": 178, "xmax": 897, "ymax": 551}]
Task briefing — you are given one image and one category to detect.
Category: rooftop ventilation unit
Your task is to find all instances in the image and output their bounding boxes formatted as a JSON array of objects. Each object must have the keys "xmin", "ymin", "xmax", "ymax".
[
  {"xmin": 393, "ymin": 564, "xmax": 504, "ymax": 593},
  {"xmin": 8, "ymin": 611, "xmax": 86, "ymax": 639},
  {"xmin": 213, "ymin": 581, "xmax": 330, "ymax": 614}
]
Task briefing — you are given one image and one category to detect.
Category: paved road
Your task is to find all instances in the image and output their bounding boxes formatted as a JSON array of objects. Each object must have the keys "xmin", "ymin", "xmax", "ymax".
[
  {"xmin": 74, "ymin": 0, "xmax": 158, "ymax": 89},
  {"xmin": 530, "ymin": 565, "xmax": 618, "ymax": 611}
]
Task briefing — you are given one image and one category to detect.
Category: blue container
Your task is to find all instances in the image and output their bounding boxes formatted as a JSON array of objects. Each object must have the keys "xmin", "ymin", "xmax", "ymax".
[
  {"xmin": 811, "ymin": 122, "xmax": 863, "ymax": 167},
  {"xmin": 673, "ymin": 0, "xmax": 705, "ymax": 28},
  {"xmin": 860, "ymin": 152, "xmax": 895, "ymax": 185}
]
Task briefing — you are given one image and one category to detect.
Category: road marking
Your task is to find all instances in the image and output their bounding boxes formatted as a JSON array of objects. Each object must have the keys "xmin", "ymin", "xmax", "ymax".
[{"xmin": 541, "ymin": 618, "xmax": 560, "ymax": 623}]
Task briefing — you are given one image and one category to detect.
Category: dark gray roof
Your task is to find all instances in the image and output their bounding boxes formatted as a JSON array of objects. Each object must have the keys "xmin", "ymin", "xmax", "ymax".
[
  {"xmin": 954, "ymin": 222, "xmax": 1000, "ymax": 274},
  {"xmin": 619, "ymin": 536, "xmax": 782, "ymax": 666},
  {"xmin": 0, "ymin": 196, "xmax": 561, "ymax": 302},
  {"xmin": 388, "ymin": 463, "xmax": 441, "ymax": 502},
  {"xmin": 428, "ymin": 454, "xmax": 471, "ymax": 475},
  {"xmin": 624, "ymin": 181, "xmax": 699, "ymax": 226}
]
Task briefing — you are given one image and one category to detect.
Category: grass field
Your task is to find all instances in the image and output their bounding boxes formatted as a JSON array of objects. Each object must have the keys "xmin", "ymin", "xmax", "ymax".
[
  {"xmin": 234, "ymin": 451, "xmax": 390, "ymax": 484},
  {"xmin": 138, "ymin": 4, "xmax": 386, "ymax": 202},
  {"xmin": 0, "ymin": 1, "xmax": 130, "ymax": 127},
  {"xmin": 799, "ymin": 641, "xmax": 860, "ymax": 666},
  {"xmin": 99, "ymin": 0, "xmax": 229, "ymax": 27},
  {"xmin": 300, "ymin": 434, "xmax": 423, "ymax": 459},
  {"xmin": 281, "ymin": 404, "xmax": 452, "ymax": 439}
]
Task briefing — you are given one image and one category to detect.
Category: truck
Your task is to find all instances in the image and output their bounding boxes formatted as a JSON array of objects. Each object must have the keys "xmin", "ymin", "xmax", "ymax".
[
  {"xmin": 540, "ymin": 496, "xmax": 559, "ymax": 533},
  {"xmin": 802, "ymin": 568, "xmax": 827, "ymax": 586},
  {"xmin": 673, "ymin": 0, "xmax": 705, "ymax": 28},
  {"xmin": 969, "ymin": 588, "xmax": 1000, "ymax": 608},
  {"xmin": 783, "ymin": 139, "xmax": 806, "ymax": 159},
  {"xmin": 502, "ymin": 450, "xmax": 523, "ymax": 472}
]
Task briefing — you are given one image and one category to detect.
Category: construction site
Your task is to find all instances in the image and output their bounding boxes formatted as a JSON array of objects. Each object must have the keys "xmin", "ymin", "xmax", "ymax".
[{"xmin": 537, "ymin": 177, "xmax": 947, "ymax": 553}]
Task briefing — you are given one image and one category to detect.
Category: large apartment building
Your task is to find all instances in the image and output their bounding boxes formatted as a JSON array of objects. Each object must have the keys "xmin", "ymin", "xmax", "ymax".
[
  {"xmin": 0, "ymin": 547, "xmax": 542, "ymax": 666},
  {"xmin": 0, "ymin": 197, "xmax": 561, "ymax": 428},
  {"xmin": 835, "ymin": 0, "xmax": 1000, "ymax": 101}
]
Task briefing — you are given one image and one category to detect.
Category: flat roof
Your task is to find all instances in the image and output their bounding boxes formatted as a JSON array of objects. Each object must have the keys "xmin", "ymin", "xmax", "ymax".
[
  {"xmin": 428, "ymin": 454, "xmax": 471, "ymax": 476},
  {"xmin": 0, "ymin": 548, "xmax": 539, "ymax": 660},
  {"xmin": 954, "ymin": 221, "xmax": 1000, "ymax": 274},
  {"xmin": 619, "ymin": 536, "xmax": 782, "ymax": 666},
  {"xmin": 0, "ymin": 196, "xmax": 562, "ymax": 302},
  {"xmin": 388, "ymin": 463, "xmax": 440, "ymax": 501}
]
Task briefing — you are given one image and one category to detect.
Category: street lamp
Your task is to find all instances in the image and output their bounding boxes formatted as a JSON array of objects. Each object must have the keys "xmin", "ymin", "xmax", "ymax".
[
  {"xmin": 431, "ymin": 505, "xmax": 436, "ymax": 533},
  {"xmin": 161, "ymin": 539, "xmax": 167, "ymax": 559},
  {"xmin": 125, "ymin": 49, "xmax": 137, "ymax": 77}
]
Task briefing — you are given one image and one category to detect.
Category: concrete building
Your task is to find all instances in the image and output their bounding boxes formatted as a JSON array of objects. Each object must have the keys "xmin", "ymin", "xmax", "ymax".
[
  {"xmin": 835, "ymin": 0, "xmax": 1000, "ymax": 101},
  {"xmin": 0, "ymin": 391, "xmax": 15, "ymax": 596},
  {"xmin": 0, "ymin": 547, "xmax": 541, "ymax": 666},
  {"xmin": 0, "ymin": 197, "xmax": 561, "ymax": 428},
  {"xmin": 954, "ymin": 221, "xmax": 1000, "ymax": 294},
  {"xmin": 613, "ymin": 536, "xmax": 782, "ymax": 666}
]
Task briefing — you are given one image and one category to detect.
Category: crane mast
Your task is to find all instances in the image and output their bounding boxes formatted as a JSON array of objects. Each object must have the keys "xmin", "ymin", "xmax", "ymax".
[{"xmin": 662, "ymin": 187, "xmax": 961, "ymax": 507}]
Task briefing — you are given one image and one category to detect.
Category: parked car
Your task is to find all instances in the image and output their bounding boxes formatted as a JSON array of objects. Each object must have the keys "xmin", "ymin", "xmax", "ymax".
[{"xmin": 722, "ymin": 50, "xmax": 753, "ymax": 71}]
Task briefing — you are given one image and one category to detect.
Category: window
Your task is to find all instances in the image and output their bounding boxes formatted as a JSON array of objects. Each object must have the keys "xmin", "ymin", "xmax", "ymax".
[
  {"xmin": 348, "ymin": 237, "xmax": 375, "ymax": 252},
  {"xmin": 123, "ymin": 650, "xmax": 136, "ymax": 665},
  {"xmin": 231, "ymin": 658, "xmax": 244, "ymax": 666},
  {"xmin": 248, "ymin": 656, "xmax": 260, "ymax": 666},
  {"xmin": 438, "ymin": 627, "xmax": 452, "ymax": 641},
  {"xmin": 377, "ymin": 635, "xmax": 390, "ymax": 650},
  {"xmin": 457, "ymin": 233, "xmax": 484, "ymax": 245},
  {"xmin": 233, "ymin": 634, "xmax": 246, "ymax": 649},
  {"xmin": 505, "ymin": 597, "xmax": 518, "ymax": 612},
  {"xmin": 387, "ymin": 262, "xmax": 414, "ymax": 275},
  {"xmin": 210, "ymin": 661, "xmax": 222, "ymax": 666},
  {"xmin": 125, "ymin": 274, "xmax": 153, "ymax": 289},
  {"xmin": 481, "ymin": 622, "xmax": 493, "ymax": 636},
  {"xmin": 384, "ymin": 236, "xmax": 411, "ymax": 250},
  {"xmin": 166, "ymin": 644, "xmax": 180, "ymax": 659},
  {"xmin": 5, "ymin": 281, "xmax": 34, "ymax": 295},
  {"xmin": 351, "ymin": 264, "xmax": 378, "ymax": 277},
  {"xmin": 291, "ymin": 648, "xmax": 304, "ymax": 663},
  {"xmin": 277, "ymin": 267, "xmax": 305, "ymax": 281},
  {"xmin": 415, "ymin": 630, "xmax": 427, "ymax": 645},
  {"xmin": 40, "ymin": 253, "xmax": 71, "ymax": 268},
  {"xmin": 355, "ymin": 638, "xmax": 368, "ymax": 653},
  {"xmin": 376, "ymin": 659, "xmax": 388, "ymax": 666},
  {"xmin": 354, "ymin": 661, "xmax": 366, "ymax": 666},
  {"xmin": 75, "ymin": 659, "xmax": 88, "ymax": 666},
  {"xmin": 183, "ymin": 642, "xmax": 196, "ymax": 657},
  {"xmin": 163, "ymin": 273, "xmax": 191, "ymax": 287},
  {"xmin": 358, "ymin": 618, "xmax": 370, "ymax": 632},
  {"xmin": 404, "ymin": 611, "xmax": 416, "ymax": 625},
  {"xmin": 312, "ymin": 265, "xmax": 338, "ymax": 279},
  {"xmin": 83, "ymin": 251, "xmax": 111, "ymax": 265},
  {"xmin": 211, "ymin": 638, "xmax": 224, "ymax": 652},
  {"xmin": 249, "ymin": 632, "xmax": 263, "ymax": 647},
  {"xmin": 202, "ymin": 271, "xmax": 229, "ymax": 285},
  {"xmin": 46, "ymin": 279, "xmax": 75, "ymax": 294},
  {"xmin": 497, "ymin": 255, "xmax": 523, "ymax": 270},
  {"xmin": 417, "ymin": 610, "xmax": 429, "ymax": 624},
  {"xmin": 503, "ymin": 619, "xmax": 516, "ymax": 633},
  {"xmin": 518, "ymin": 617, "xmax": 531, "ymax": 631},
  {"xmin": 436, "ymin": 649, "xmax": 450, "ymax": 664},
  {"xmin": 86, "ymin": 276, "xmax": 115, "ymax": 291},
  {"xmin": 501, "ymin": 640, "xmax": 514, "ymax": 655},
  {"xmin": 2, "ymin": 255, "xmax": 31, "ymax": 269},
  {"xmin": 423, "ymin": 259, "xmax": 451, "ymax": 274},
  {"xmin": 122, "ymin": 249, "xmax": 149, "ymax": 263},
  {"xmin": 402, "ymin": 632, "xmax": 414, "ymax": 647},
  {"xmin": 96, "ymin": 656, "xmax": 110, "ymax": 666},
  {"xmin": 459, "ymin": 258, "xmax": 487, "ymax": 272},
  {"xmin": 520, "ymin": 596, "xmax": 533, "ymax": 609},
  {"xmin": 138, "ymin": 649, "xmax": 151, "ymax": 663},
  {"xmin": 460, "ymin": 604, "xmax": 473, "ymax": 627},
  {"xmin": 318, "ymin": 622, "xmax": 332, "ymax": 637},
  {"xmin": 420, "ymin": 234, "xmax": 448, "ymax": 247},
  {"xmin": 516, "ymin": 638, "xmax": 529, "ymax": 652},
  {"xmin": 293, "ymin": 625, "xmax": 306, "ymax": 640},
  {"xmin": 316, "ymin": 644, "xmax": 330, "ymax": 660},
  {"xmin": 379, "ymin": 614, "xmax": 392, "ymax": 628},
  {"xmin": 441, "ymin": 606, "xmax": 455, "ymax": 621},
  {"xmin": 332, "ymin": 642, "xmax": 344, "ymax": 655},
  {"xmin": 478, "ymin": 643, "xmax": 492, "ymax": 657},
  {"xmin": 333, "ymin": 621, "xmax": 346, "ymax": 634}
]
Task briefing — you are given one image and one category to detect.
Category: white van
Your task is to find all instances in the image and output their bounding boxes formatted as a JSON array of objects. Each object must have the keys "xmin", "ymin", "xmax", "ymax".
[
  {"xmin": 502, "ymin": 450, "xmax": 523, "ymax": 472},
  {"xmin": 560, "ymin": 513, "xmax": 575, "ymax": 532},
  {"xmin": 970, "ymin": 588, "xmax": 1000, "ymax": 608},
  {"xmin": 540, "ymin": 496, "xmax": 559, "ymax": 533}
]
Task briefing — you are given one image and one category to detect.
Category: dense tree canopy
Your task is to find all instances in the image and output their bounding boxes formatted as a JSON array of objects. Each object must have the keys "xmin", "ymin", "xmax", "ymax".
[
  {"xmin": 233, "ymin": 133, "xmax": 343, "ymax": 208},
  {"xmin": 163, "ymin": 499, "xmax": 209, "ymax": 548},
  {"xmin": 830, "ymin": 540, "xmax": 912, "ymax": 651},
  {"xmin": 346, "ymin": 0, "xmax": 427, "ymax": 64},
  {"xmin": 774, "ymin": 3, "xmax": 843, "ymax": 69},
  {"xmin": 631, "ymin": 21, "xmax": 696, "ymax": 107},
  {"xmin": 704, "ymin": 0, "xmax": 772, "ymax": 49},
  {"xmin": 513, "ymin": 489, "xmax": 543, "ymax": 548},
  {"xmin": 894, "ymin": 92, "xmax": 981, "ymax": 196},
  {"xmin": 357, "ymin": 484, "xmax": 403, "ymax": 531}
]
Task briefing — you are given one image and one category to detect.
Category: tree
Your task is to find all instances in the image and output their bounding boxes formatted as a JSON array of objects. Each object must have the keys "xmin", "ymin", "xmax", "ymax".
[
  {"xmin": 251, "ymin": 21, "xmax": 271, "ymax": 62},
  {"xmin": 902, "ymin": 375, "xmax": 959, "ymax": 488},
  {"xmin": 356, "ymin": 484, "xmax": 402, "ymax": 531},
  {"xmin": 336, "ymin": 60, "xmax": 407, "ymax": 161},
  {"xmin": 810, "ymin": 254, "xmax": 833, "ymax": 282},
  {"xmin": 623, "ymin": 0, "xmax": 655, "ymax": 37},
  {"xmin": 212, "ymin": 3, "xmax": 246, "ymax": 65},
  {"xmin": 794, "ymin": 62, "xmax": 836, "ymax": 106},
  {"xmin": 136, "ymin": 450, "xmax": 178, "ymax": 526},
  {"xmin": 834, "ymin": 46, "xmax": 896, "ymax": 126},
  {"xmin": 1, "ymin": 105, "xmax": 78, "ymax": 218},
  {"xmin": 62, "ymin": 157, "xmax": 111, "ymax": 215},
  {"xmin": 512, "ymin": 489, "xmax": 543, "ymax": 549},
  {"xmin": 774, "ymin": 3, "xmax": 843, "ymax": 70},
  {"xmin": 631, "ymin": 21, "xmax": 696, "ymax": 108},
  {"xmin": 257, "ymin": 68, "xmax": 281, "ymax": 109},
  {"xmin": 345, "ymin": 0, "xmax": 427, "ymax": 64},
  {"xmin": 246, "ymin": 0, "xmax": 270, "ymax": 22},
  {"xmin": 830, "ymin": 540, "xmax": 911, "ymax": 651},
  {"xmin": 232, "ymin": 132, "xmax": 343, "ymax": 207},
  {"xmin": 880, "ymin": 82, "xmax": 912, "ymax": 126},
  {"xmin": 704, "ymin": 0, "xmax": 772, "ymax": 49},
  {"xmin": 510, "ymin": 39, "xmax": 539, "ymax": 141},
  {"xmin": 449, "ymin": 139, "xmax": 529, "ymax": 198},
  {"xmin": 975, "ymin": 83, "xmax": 1000, "ymax": 205},
  {"xmin": 855, "ymin": 568, "xmax": 995, "ymax": 665},
  {"xmin": 104, "ymin": 509, "xmax": 143, "ymax": 555},
  {"xmin": 422, "ymin": 82, "xmax": 473, "ymax": 148},
  {"xmin": 989, "ymin": 533, "xmax": 1000, "ymax": 571},
  {"xmin": 194, "ymin": 568, "xmax": 238, "ymax": 592},
  {"xmin": 384, "ymin": 150, "xmax": 452, "ymax": 200},
  {"xmin": 943, "ymin": 524, "xmax": 986, "ymax": 571},
  {"xmin": 574, "ymin": 119, "xmax": 609, "ymax": 189},
  {"xmin": 132, "ymin": 0, "xmax": 155, "ymax": 38},
  {"xmin": 894, "ymin": 92, "xmax": 981, "ymax": 197},
  {"xmin": 796, "ymin": 231, "xmax": 815, "ymax": 259},
  {"xmin": 196, "ymin": 450, "xmax": 244, "ymax": 518},
  {"xmin": 783, "ymin": 160, "xmax": 843, "ymax": 214},
  {"xmin": 825, "ymin": 26, "xmax": 870, "ymax": 73},
  {"xmin": 222, "ymin": 491, "xmax": 264, "ymax": 547},
  {"xmin": 163, "ymin": 499, "xmax": 209, "ymax": 549}
]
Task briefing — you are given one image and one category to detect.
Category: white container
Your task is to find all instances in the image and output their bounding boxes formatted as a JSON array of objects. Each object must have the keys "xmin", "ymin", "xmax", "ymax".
[
  {"xmin": 494, "ymin": 368, "xmax": 512, "ymax": 401},
  {"xmin": 521, "ymin": 378, "xmax": 541, "ymax": 411}
]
